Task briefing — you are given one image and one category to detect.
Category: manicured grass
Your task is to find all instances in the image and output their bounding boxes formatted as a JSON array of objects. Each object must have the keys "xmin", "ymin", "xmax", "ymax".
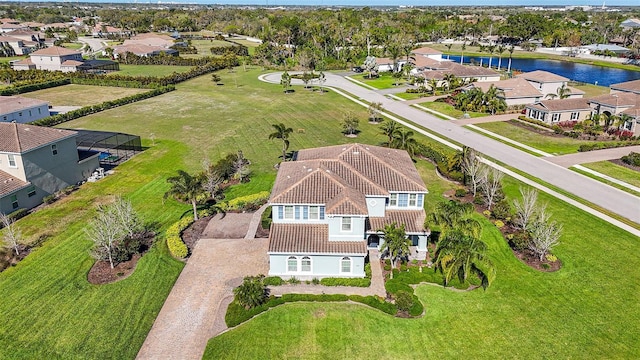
[
  {"xmin": 20, "ymin": 84, "xmax": 147, "ymax": 107},
  {"xmin": 475, "ymin": 121, "xmax": 595, "ymax": 155},
  {"xmin": 0, "ymin": 55, "xmax": 25, "ymax": 64},
  {"xmin": 571, "ymin": 83, "xmax": 610, "ymax": 98},
  {"xmin": 229, "ymin": 39, "xmax": 259, "ymax": 55},
  {"xmin": 354, "ymin": 73, "xmax": 408, "ymax": 89},
  {"xmin": 418, "ymin": 101, "xmax": 488, "ymax": 119},
  {"xmin": 61, "ymin": 42, "xmax": 83, "ymax": 50},
  {"xmin": 182, "ymin": 39, "xmax": 233, "ymax": 58},
  {"xmin": 393, "ymin": 92, "xmax": 429, "ymax": 100},
  {"xmin": 204, "ymin": 173, "xmax": 640, "ymax": 358},
  {"xmin": 113, "ymin": 64, "xmax": 193, "ymax": 77},
  {"xmin": 581, "ymin": 161, "xmax": 640, "ymax": 188}
]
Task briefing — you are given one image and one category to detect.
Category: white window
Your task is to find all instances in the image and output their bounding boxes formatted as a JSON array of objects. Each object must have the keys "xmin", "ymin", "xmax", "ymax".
[
  {"xmin": 309, "ymin": 206, "xmax": 319, "ymax": 220},
  {"xmin": 389, "ymin": 193, "xmax": 397, "ymax": 206},
  {"xmin": 398, "ymin": 194, "xmax": 408, "ymax": 207},
  {"xmin": 301, "ymin": 257, "xmax": 311, "ymax": 272},
  {"xmin": 570, "ymin": 112, "xmax": 579, "ymax": 121},
  {"xmin": 51, "ymin": 144, "xmax": 58, "ymax": 156},
  {"xmin": 409, "ymin": 194, "xmax": 417, "ymax": 207},
  {"xmin": 284, "ymin": 206, "xmax": 294, "ymax": 220},
  {"xmin": 8, "ymin": 154, "xmax": 16, "ymax": 168},
  {"xmin": 340, "ymin": 257, "xmax": 351, "ymax": 273},
  {"xmin": 287, "ymin": 256, "xmax": 298, "ymax": 272},
  {"xmin": 552, "ymin": 113, "xmax": 561, "ymax": 122},
  {"xmin": 341, "ymin": 217, "xmax": 352, "ymax": 232}
]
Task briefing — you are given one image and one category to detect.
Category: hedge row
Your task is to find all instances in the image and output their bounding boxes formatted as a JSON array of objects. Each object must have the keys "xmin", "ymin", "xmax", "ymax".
[
  {"xmin": 210, "ymin": 44, "xmax": 248, "ymax": 56},
  {"xmin": 578, "ymin": 140, "xmax": 640, "ymax": 152},
  {"xmin": 165, "ymin": 217, "xmax": 194, "ymax": 259},
  {"xmin": 515, "ymin": 116, "xmax": 554, "ymax": 129},
  {"xmin": 419, "ymin": 144, "xmax": 463, "ymax": 182},
  {"xmin": 32, "ymin": 86, "xmax": 175, "ymax": 127},
  {"xmin": 0, "ymin": 78, "xmax": 71, "ymax": 95},
  {"xmin": 225, "ymin": 293, "xmax": 397, "ymax": 327},
  {"xmin": 219, "ymin": 191, "xmax": 270, "ymax": 212},
  {"xmin": 117, "ymin": 52, "xmax": 235, "ymax": 67},
  {"xmin": 320, "ymin": 277, "xmax": 371, "ymax": 287}
]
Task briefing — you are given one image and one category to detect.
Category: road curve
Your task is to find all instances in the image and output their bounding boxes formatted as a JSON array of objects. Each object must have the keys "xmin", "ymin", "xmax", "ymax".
[{"xmin": 261, "ymin": 72, "xmax": 640, "ymax": 226}]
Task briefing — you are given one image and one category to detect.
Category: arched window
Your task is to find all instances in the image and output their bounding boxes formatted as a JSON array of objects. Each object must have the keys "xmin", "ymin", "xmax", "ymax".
[
  {"xmin": 287, "ymin": 256, "xmax": 298, "ymax": 273},
  {"xmin": 340, "ymin": 257, "xmax": 351, "ymax": 273},
  {"xmin": 301, "ymin": 256, "xmax": 312, "ymax": 272}
]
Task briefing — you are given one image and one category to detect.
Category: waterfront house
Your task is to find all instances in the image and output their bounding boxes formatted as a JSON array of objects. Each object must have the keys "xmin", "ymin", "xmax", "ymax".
[{"xmin": 267, "ymin": 143, "xmax": 429, "ymax": 279}]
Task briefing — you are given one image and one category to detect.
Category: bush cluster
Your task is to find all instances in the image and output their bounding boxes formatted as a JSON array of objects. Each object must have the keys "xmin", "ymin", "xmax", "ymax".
[
  {"xmin": 0, "ymin": 79, "xmax": 71, "ymax": 95},
  {"xmin": 578, "ymin": 141, "xmax": 640, "ymax": 152},
  {"xmin": 320, "ymin": 277, "xmax": 371, "ymax": 287},
  {"xmin": 210, "ymin": 44, "xmax": 248, "ymax": 56},
  {"xmin": 621, "ymin": 152, "xmax": 640, "ymax": 167},
  {"xmin": 166, "ymin": 217, "xmax": 193, "ymax": 259},
  {"xmin": 219, "ymin": 191, "xmax": 270, "ymax": 212}
]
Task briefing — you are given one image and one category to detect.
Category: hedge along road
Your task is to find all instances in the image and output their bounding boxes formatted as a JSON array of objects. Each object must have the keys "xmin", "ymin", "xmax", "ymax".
[{"xmin": 259, "ymin": 73, "xmax": 640, "ymax": 232}]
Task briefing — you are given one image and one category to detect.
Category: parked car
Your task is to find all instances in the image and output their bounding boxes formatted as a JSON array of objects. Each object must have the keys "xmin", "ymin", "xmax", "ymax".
[{"xmin": 352, "ymin": 66, "xmax": 363, "ymax": 73}]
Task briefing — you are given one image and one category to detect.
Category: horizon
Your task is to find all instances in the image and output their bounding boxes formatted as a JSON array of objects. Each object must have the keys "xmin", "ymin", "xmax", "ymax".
[{"xmin": 0, "ymin": 0, "xmax": 636, "ymax": 7}]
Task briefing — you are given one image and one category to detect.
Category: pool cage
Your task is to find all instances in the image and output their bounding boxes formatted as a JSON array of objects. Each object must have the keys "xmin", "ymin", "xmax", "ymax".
[{"xmin": 68, "ymin": 129, "xmax": 143, "ymax": 168}]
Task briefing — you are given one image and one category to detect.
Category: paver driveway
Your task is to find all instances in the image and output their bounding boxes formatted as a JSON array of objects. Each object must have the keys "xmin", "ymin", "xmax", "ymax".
[{"xmin": 136, "ymin": 237, "xmax": 269, "ymax": 360}]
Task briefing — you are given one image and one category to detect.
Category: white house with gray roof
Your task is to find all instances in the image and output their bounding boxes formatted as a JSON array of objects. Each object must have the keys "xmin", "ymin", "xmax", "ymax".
[
  {"xmin": 0, "ymin": 123, "xmax": 99, "ymax": 214},
  {"xmin": 0, "ymin": 96, "xmax": 50, "ymax": 123},
  {"xmin": 267, "ymin": 143, "xmax": 429, "ymax": 279}
]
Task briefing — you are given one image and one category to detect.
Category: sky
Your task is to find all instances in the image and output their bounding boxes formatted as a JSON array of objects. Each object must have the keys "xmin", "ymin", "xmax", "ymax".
[{"xmin": 3, "ymin": 0, "xmax": 635, "ymax": 6}]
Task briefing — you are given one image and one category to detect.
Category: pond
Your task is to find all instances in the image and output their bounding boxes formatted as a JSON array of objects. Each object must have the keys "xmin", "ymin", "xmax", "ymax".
[{"xmin": 446, "ymin": 55, "xmax": 640, "ymax": 87}]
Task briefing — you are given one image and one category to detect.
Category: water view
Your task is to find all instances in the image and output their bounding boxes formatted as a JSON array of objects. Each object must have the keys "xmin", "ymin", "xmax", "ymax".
[{"xmin": 447, "ymin": 55, "xmax": 640, "ymax": 87}]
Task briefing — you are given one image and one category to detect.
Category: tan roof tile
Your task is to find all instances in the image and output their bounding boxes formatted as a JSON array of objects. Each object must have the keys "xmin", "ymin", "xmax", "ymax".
[
  {"xmin": 0, "ymin": 169, "xmax": 29, "ymax": 196},
  {"xmin": 527, "ymin": 98, "xmax": 590, "ymax": 112},
  {"xmin": 472, "ymin": 78, "xmax": 541, "ymax": 99},
  {"xmin": 611, "ymin": 79, "xmax": 640, "ymax": 94},
  {"xmin": 268, "ymin": 223, "xmax": 367, "ymax": 254},
  {"xmin": 325, "ymin": 187, "xmax": 368, "ymax": 215},
  {"xmin": 517, "ymin": 70, "xmax": 569, "ymax": 83},
  {"xmin": 0, "ymin": 122, "xmax": 76, "ymax": 153},
  {"xmin": 589, "ymin": 93, "xmax": 639, "ymax": 107},
  {"xmin": 411, "ymin": 46, "xmax": 442, "ymax": 55},
  {"xmin": 368, "ymin": 210, "xmax": 427, "ymax": 234},
  {"xmin": 31, "ymin": 46, "xmax": 80, "ymax": 57},
  {"xmin": 0, "ymin": 96, "xmax": 48, "ymax": 115}
]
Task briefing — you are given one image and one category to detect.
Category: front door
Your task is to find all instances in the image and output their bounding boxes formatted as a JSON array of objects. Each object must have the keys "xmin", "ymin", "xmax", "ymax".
[{"xmin": 367, "ymin": 235, "xmax": 379, "ymax": 248}]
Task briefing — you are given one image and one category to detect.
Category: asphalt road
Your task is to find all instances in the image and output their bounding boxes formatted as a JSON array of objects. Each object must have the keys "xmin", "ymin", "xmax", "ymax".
[{"xmin": 270, "ymin": 73, "xmax": 640, "ymax": 225}]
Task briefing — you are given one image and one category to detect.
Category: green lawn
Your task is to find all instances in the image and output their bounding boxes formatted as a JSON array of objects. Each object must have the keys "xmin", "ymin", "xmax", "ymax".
[
  {"xmin": 20, "ymin": 84, "xmax": 147, "ymax": 107},
  {"xmin": 204, "ymin": 172, "xmax": 640, "ymax": 358},
  {"xmin": 182, "ymin": 39, "xmax": 233, "ymax": 58},
  {"xmin": 571, "ymin": 83, "xmax": 610, "ymax": 98},
  {"xmin": 393, "ymin": 92, "xmax": 429, "ymax": 100},
  {"xmin": 114, "ymin": 64, "xmax": 193, "ymax": 77},
  {"xmin": 474, "ymin": 121, "xmax": 595, "ymax": 155},
  {"xmin": 418, "ymin": 101, "xmax": 488, "ymax": 119},
  {"xmin": 229, "ymin": 39, "xmax": 259, "ymax": 55},
  {"xmin": 353, "ymin": 73, "xmax": 408, "ymax": 90},
  {"xmin": 581, "ymin": 161, "xmax": 640, "ymax": 188},
  {"xmin": 61, "ymin": 42, "xmax": 83, "ymax": 50}
]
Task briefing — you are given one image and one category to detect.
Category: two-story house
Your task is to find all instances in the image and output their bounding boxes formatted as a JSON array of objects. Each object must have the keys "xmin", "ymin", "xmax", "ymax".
[
  {"xmin": 0, "ymin": 96, "xmax": 50, "ymax": 123},
  {"xmin": 0, "ymin": 123, "xmax": 99, "ymax": 214},
  {"xmin": 267, "ymin": 143, "xmax": 429, "ymax": 279},
  {"xmin": 12, "ymin": 46, "xmax": 119, "ymax": 73}
]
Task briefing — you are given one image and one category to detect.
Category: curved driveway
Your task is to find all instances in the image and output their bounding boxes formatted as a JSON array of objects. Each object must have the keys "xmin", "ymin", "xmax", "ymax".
[{"xmin": 263, "ymin": 73, "xmax": 640, "ymax": 226}]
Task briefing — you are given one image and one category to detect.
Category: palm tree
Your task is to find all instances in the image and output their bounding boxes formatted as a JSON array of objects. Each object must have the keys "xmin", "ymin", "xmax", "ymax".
[
  {"xmin": 545, "ymin": 84, "xmax": 570, "ymax": 100},
  {"xmin": 164, "ymin": 170, "xmax": 205, "ymax": 221},
  {"xmin": 507, "ymin": 45, "xmax": 515, "ymax": 74},
  {"xmin": 268, "ymin": 123, "xmax": 294, "ymax": 162},
  {"xmin": 427, "ymin": 78, "xmax": 439, "ymax": 95},
  {"xmin": 430, "ymin": 200, "xmax": 482, "ymax": 238},
  {"xmin": 379, "ymin": 222, "xmax": 411, "ymax": 279},
  {"xmin": 487, "ymin": 45, "xmax": 496, "ymax": 69},
  {"xmin": 460, "ymin": 41, "xmax": 467, "ymax": 65},
  {"xmin": 433, "ymin": 230, "xmax": 496, "ymax": 289},
  {"xmin": 379, "ymin": 120, "xmax": 401, "ymax": 147},
  {"xmin": 391, "ymin": 127, "xmax": 421, "ymax": 158},
  {"xmin": 496, "ymin": 45, "xmax": 505, "ymax": 70},
  {"xmin": 445, "ymin": 43, "xmax": 453, "ymax": 59}
]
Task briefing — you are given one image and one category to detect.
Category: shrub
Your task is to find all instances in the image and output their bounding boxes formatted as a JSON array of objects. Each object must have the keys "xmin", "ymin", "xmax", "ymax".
[
  {"xmin": 545, "ymin": 254, "xmax": 558, "ymax": 262},
  {"xmin": 621, "ymin": 152, "xmax": 640, "ymax": 167},
  {"xmin": 509, "ymin": 230, "xmax": 530, "ymax": 251},
  {"xmin": 233, "ymin": 275, "xmax": 269, "ymax": 309},
  {"xmin": 311, "ymin": 277, "xmax": 320, "ymax": 285},
  {"xmin": 166, "ymin": 217, "xmax": 193, "ymax": 259},
  {"xmin": 263, "ymin": 276, "xmax": 285, "ymax": 286},
  {"xmin": 43, "ymin": 194, "xmax": 57, "ymax": 204},
  {"xmin": 288, "ymin": 276, "xmax": 300, "ymax": 285},
  {"xmin": 320, "ymin": 277, "xmax": 371, "ymax": 287},
  {"xmin": 400, "ymin": 264, "xmax": 408, "ymax": 272},
  {"xmin": 282, "ymin": 293, "xmax": 349, "ymax": 302},
  {"xmin": 455, "ymin": 188, "xmax": 467, "ymax": 197},
  {"xmin": 394, "ymin": 290, "xmax": 414, "ymax": 312},
  {"xmin": 482, "ymin": 210, "xmax": 492, "ymax": 217},
  {"xmin": 364, "ymin": 262, "xmax": 371, "ymax": 278},
  {"xmin": 473, "ymin": 195, "xmax": 484, "ymax": 205},
  {"xmin": 494, "ymin": 220, "xmax": 505, "ymax": 228},
  {"xmin": 225, "ymin": 296, "xmax": 284, "ymax": 327},
  {"xmin": 348, "ymin": 295, "xmax": 397, "ymax": 315},
  {"xmin": 8, "ymin": 209, "xmax": 28, "ymax": 222},
  {"xmin": 492, "ymin": 199, "xmax": 512, "ymax": 220},
  {"xmin": 541, "ymin": 263, "xmax": 551, "ymax": 270},
  {"xmin": 220, "ymin": 191, "xmax": 270, "ymax": 212},
  {"xmin": 384, "ymin": 264, "xmax": 391, "ymax": 271}
]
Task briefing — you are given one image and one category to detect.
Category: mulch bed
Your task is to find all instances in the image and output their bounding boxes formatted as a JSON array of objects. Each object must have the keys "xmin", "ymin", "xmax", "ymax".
[
  {"xmin": 182, "ymin": 216, "xmax": 213, "ymax": 254},
  {"xmin": 610, "ymin": 159, "xmax": 640, "ymax": 173},
  {"xmin": 512, "ymin": 249, "xmax": 562, "ymax": 272},
  {"xmin": 0, "ymin": 245, "xmax": 31, "ymax": 273},
  {"xmin": 87, "ymin": 234, "xmax": 155, "ymax": 285}
]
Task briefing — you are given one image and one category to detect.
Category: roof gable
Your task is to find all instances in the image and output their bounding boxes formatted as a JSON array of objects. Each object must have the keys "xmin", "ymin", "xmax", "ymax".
[{"xmin": 0, "ymin": 123, "xmax": 76, "ymax": 153}]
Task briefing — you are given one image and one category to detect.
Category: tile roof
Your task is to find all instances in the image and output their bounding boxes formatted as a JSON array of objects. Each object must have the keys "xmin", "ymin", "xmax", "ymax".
[
  {"xmin": 411, "ymin": 56, "xmax": 449, "ymax": 70},
  {"xmin": 418, "ymin": 63, "xmax": 499, "ymax": 80},
  {"xmin": 0, "ymin": 96, "xmax": 49, "ymax": 115},
  {"xmin": 60, "ymin": 60, "xmax": 84, "ymax": 66},
  {"xmin": 368, "ymin": 210, "xmax": 427, "ymax": 234},
  {"xmin": 31, "ymin": 46, "xmax": 80, "ymax": 57},
  {"xmin": 411, "ymin": 46, "xmax": 442, "ymax": 55},
  {"xmin": 375, "ymin": 57, "xmax": 394, "ymax": 65},
  {"xmin": 527, "ymin": 98, "xmax": 590, "ymax": 112},
  {"xmin": 516, "ymin": 70, "xmax": 569, "ymax": 83},
  {"xmin": 621, "ymin": 106, "xmax": 640, "ymax": 118},
  {"xmin": 472, "ymin": 78, "xmax": 542, "ymax": 99},
  {"xmin": 611, "ymin": 79, "xmax": 640, "ymax": 94},
  {"xmin": 0, "ymin": 169, "xmax": 29, "ymax": 196},
  {"xmin": 0, "ymin": 122, "xmax": 76, "ymax": 153},
  {"xmin": 589, "ymin": 93, "xmax": 639, "ymax": 107},
  {"xmin": 325, "ymin": 187, "xmax": 368, "ymax": 215},
  {"xmin": 268, "ymin": 223, "xmax": 367, "ymax": 255},
  {"xmin": 11, "ymin": 58, "xmax": 34, "ymax": 66}
]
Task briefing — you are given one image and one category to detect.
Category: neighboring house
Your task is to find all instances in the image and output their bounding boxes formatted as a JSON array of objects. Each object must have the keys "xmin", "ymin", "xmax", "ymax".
[
  {"xmin": 620, "ymin": 18, "xmax": 640, "ymax": 29},
  {"xmin": 588, "ymin": 93, "xmax": 640, "ymax": 134},
  {"xmin": 525, "ymin": 98, "xmax": 591, "ymax": 124},
  {"xmin": 92, "ymin": 23, "xmax": 130, "ymax": 37},
  {"xmin": 373, "ymin": 57, "xmax": 406, "ymax": 72},
  {"xmin": 125, "ymin": 33, "xmax": 176, "ymax": 48},
  {"xmin": 268, "ymin": 143, "xmax": 429, "ymax": 279},
  {"xmin": 411, "ymin": 46, "xmax": 443, "ymax": 61},
  {"xmin": 0, "ymin": 23, "xmax": 26, "ymax": 33},
  {"xmin": 466, "ymin": 70, "xmax": 583, "ymax": 106},
  {"xmin": 12, "ymin": 46, "xmax": 119, "ymax": 72},
  {"xmin": 0, "ymin": 96, "xmax": 50, "ymax": 123},
  {"xmin": 415, "ymin": 62, "xmax": 500, "ymax": 85},
  {"xmin": 610, "ymin": 79, "xmax": 640, "ymax": 95},
  {"xmin": 579, "ymin": 44, "xmax": 629, "ymax": 55},
  {"xmin": 0, "ymin": 36, "xmax": 30, "ymax": 55},
  {"xmin": 0, "ymin": 123, "xmax": 99, "ymax": 214}
]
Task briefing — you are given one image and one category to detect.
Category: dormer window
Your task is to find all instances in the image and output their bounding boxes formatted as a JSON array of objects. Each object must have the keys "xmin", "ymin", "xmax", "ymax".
[{"xmin": 389, "ymin": 193, "xmax": 398, "ymax": 206}]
